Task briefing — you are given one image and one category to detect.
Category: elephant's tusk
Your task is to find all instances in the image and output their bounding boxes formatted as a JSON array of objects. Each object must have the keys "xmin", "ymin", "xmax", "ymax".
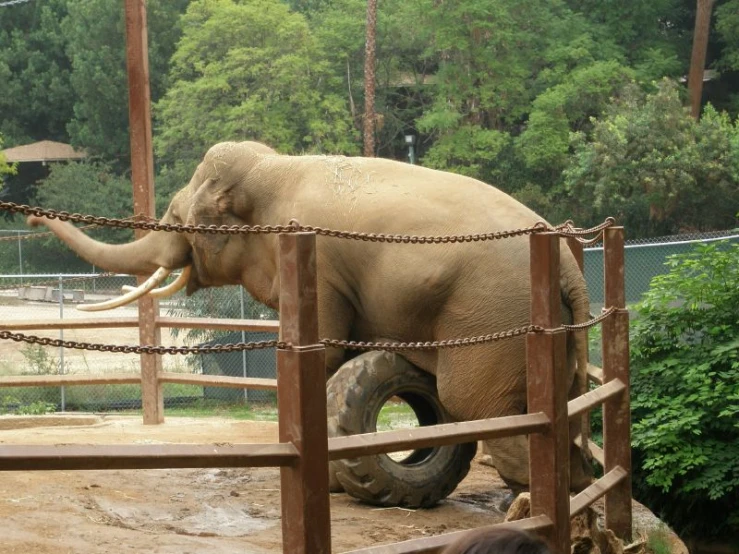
[
  {"xmin": 119, "ymin": 266, "xmax": 191, "ymax": 299},
  {"xmin": 77, "ymin": 267, "xmax": 172, "ymax": 312}
]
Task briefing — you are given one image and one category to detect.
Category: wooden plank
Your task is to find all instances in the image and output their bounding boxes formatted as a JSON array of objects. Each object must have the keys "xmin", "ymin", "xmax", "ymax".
[
  {"xmin": 602, "ymin": 227, "xmax": 632, "ymax": 541},
  {"xmin": 159, "ymin": 372, "xmax": 277, "ymax": 390},
  {"xmin": 329, "ymin": 413, "xmax": 549, "ymax": 460},
  {"xmin": 0, "ymin": 443, "xmax": 298, "ymax": 471},
  {"xmin": 587, "ymin": 363, "xmax": 604, "ymax": 385},
  {"xmin": 277, "ymin": 232, "xmax": 331, "ymax": 554},
  {"xmin": 342, "ymin": 516, "xmax": 552, "ymax": 554},
  {"xmin": 1, "ymin": 318, "xmax": 141, "ymax": 331},
  {"xmin": 528, "ymin": 232, "xmax": 570, "ymax": 554},
  {"xmin": 567, "ymin": 379, "xmax": 626, "ymax": 420},
  {"xmin": 570, "ymin": 466, "xmax": 628, "ymax": 516},
  {"xmin": 157, "ymin": 317, "xmax": 279, "ymax": 332},
  {"xmin": 0, "ymin": 373, "xmax": 140, "ymax": 387},
  {"xmin": 574, "ymin": 437, "xmax": 605, "ymax": 467}
]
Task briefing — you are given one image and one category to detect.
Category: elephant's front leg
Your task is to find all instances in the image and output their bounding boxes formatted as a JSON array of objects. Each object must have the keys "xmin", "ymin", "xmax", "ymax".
[{"xmin": 317, "ymin": 283, "xmax": 355, "ymax": 377}]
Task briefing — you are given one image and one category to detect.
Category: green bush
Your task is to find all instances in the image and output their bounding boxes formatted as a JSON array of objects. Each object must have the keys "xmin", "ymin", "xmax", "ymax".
[{"xmin": 630, "ymin": 241, "xmax": 739, "ymax": 539}]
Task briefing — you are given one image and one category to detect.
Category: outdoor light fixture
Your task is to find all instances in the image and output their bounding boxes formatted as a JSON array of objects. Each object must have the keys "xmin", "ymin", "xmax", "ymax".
[{"xmin": 404, "ymin": 134, "xmax": 416, "ymax": 164}]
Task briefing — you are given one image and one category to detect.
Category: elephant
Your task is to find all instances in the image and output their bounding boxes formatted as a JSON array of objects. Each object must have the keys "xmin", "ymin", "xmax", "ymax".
[{"xmin": 28, "ymin": 140, "xmax": 592, "ymax": 499}]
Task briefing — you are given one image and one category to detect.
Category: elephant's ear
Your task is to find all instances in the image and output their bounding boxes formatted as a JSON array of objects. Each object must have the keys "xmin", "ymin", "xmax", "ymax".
[{"xmin": 187, "ymin": 178, "xmax": 240, "ymax": 254}]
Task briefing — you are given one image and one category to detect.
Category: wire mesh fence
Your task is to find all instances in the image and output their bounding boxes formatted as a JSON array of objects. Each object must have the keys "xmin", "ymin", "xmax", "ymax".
[
  {"xmin": 0, "ymin": 228, "xmax": 736, "ymax": 414},
  {"xmin": 0, "ymin": 269, "xmax": 276, "ymax": 414}
]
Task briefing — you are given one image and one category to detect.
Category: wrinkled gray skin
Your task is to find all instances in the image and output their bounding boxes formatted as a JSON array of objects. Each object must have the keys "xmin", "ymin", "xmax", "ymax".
[{"xmin": 29, "ymin": 141, "xmax": 592, "ymax": 490}]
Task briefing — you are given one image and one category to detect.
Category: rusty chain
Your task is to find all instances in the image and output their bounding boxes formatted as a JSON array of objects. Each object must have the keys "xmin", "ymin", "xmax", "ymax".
[
  {"xmin": 0, "ymin": 310, "xmax": 617, "ymax": 354},
  {"xmin": 0, "ymin": 201, "xmax": 614, "ymax": 243},
  {"xmin": 561, "ymin": 306, "xmax": 618, "ymax": 330},
  {"xmin": 0, "ymin": 330, "xmax": 288, "ymax": 355}
]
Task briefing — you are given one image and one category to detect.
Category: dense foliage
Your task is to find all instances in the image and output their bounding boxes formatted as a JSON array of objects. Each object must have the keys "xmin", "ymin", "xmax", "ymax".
[
  {"xmin": 562, "ymin": 80, "xmax": 739, "ymax": 236},
  {"xmin": 630, "ymin": 242, "xmax": 739, "ymax": 538}
]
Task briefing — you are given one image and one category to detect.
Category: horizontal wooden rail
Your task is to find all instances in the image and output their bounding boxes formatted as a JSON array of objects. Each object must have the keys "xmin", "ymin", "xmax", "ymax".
[
  {"xmin": 0, "ymin": 442, "xmax": 298, "ymax": 471},
  {"xmin": 587, "ymin": 363, "xmax": 604, "ymax": 385},
  {"xmin": 574, "ymin": 436, "xmax": 605, "ymax": 466},
  {"xmin": 159, "ymin": 372, "xmax": 277, "ymax": 390},
  {"xmin": 0, "ymin": 373, "xmax": 141, "ymax": 387},
  {"xmin": 567, "ymin": 379, "xmax": 626, "ymax": 420},
  {"xmin": 156, "ymin": 317, "xmax": 279, "ymax": 332},
  {"xmin": 1, "ymin": 317, "xmax": 140, "ymax": 331},
  {"xmin": 343, "ymin": 515, "xmax": 552, "ymax": 554},
  {"xmin": 329, "ymin": 413, "xmax": 549, "ymax": 460},
  {"xmin": 569, "ymin": 466, "xmax": 628, "ymax": 517}
]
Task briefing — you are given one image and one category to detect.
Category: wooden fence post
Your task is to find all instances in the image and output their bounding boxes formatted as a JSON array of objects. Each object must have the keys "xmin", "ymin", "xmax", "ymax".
[
  {"xmin": 123, "ymin": 0, "xmax": 163, "ymax": 425},
  {"xmin": 602, "ymin": 227, "xmax": 632, "ymax": 541},
  {"xmin": 277, "ymin": 232, "xmax": 331, "ymax": 554},
  {"xmin": 528, "ymin": 233, "xmax": 570, "ymax": 553}
]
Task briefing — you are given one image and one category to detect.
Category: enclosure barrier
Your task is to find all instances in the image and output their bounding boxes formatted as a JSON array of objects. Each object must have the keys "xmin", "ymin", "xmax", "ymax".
[{"xmin": 0, "ymin": 228, "xmax": 631, "ymax": 553}]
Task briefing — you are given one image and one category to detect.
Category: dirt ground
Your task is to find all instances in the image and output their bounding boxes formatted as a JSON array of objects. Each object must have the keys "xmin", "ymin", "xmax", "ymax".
[{"xmin": 0, "ymin": 415, "xmax": 516, "ymax": 554}]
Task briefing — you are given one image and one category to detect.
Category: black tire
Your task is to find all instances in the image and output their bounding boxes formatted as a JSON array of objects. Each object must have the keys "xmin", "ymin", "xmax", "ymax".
[{"xmin": 327, "ymin": 351, "xmax": 477, "ymax": 508}]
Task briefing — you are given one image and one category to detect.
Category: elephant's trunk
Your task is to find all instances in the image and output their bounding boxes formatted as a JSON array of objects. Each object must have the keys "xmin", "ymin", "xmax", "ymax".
[{"xmin": 27, "ymin": 215, "xmax": 191, "ymax": 276}]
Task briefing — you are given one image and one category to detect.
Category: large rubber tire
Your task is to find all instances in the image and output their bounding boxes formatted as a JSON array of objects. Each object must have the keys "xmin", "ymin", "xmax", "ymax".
[{"xmin": 327, "ymin": 351, "xmax": 477, "ymax": 508}]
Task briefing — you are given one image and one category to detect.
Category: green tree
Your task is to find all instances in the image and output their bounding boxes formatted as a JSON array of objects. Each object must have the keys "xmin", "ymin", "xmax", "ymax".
[
  {"xmin": 24, "ymin": 161, "xmax": 134, "ymax": 273},
  {"xmin": 630, "ymin": 242, "xmax": 739, "ymax": 538},
  {"xmin": 61, "ymin": 0, "xmax": 189, "ymax": 164},
  {"xmin": 155, "ymin": 0, "xmax": 358, "ymax": 163},
  {"xmin": 0, "ymin": 134, "xmax": 16, "ymax": 182},
  {"xmin": 0, "ymin": 0, "xmax": 74, "ymax": 144},
  {"xmin": 414, "ymin": 0, "xmax": 635, "ymax": 194},
  {"xmin": 561, "ymin": 79, "xmax": 739, "ymax": 236}
]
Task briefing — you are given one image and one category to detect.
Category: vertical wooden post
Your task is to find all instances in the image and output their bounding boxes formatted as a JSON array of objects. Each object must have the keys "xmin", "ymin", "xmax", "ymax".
[
  {"xmin": 602, "ymin": 227, "xmax": 632, "ymax": 541},
  {"xmin": 124, "ymin": 0, "xmax": 163, "ymax": 424},
  {"xmin": 528, "ymin": 233, "xmax": 570, "ymax": 554},
  {"xmin": 277, "ymin": 232, "xmax": 331, "ymax": 554}
]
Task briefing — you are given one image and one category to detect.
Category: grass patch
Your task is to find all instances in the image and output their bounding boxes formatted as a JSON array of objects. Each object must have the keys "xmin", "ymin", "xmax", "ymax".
[{"xmin": 377, "ymin": 400, "xmax": 417, "ymax": 431}]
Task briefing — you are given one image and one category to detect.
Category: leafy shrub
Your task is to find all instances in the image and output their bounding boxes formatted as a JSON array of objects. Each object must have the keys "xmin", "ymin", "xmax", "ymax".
[{"xmin": 630, "ymin": 241, "xmax": 739, "ymax": 538}]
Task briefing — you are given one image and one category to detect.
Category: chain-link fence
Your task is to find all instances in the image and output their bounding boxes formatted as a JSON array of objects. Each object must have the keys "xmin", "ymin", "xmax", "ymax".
[
  {"xmin": 0, "ymin": 227, "xmax": 736, "ymax": 414},
  {"xmin": 0, "ymin": 268, "xmax": 276, "ymax": 414}
]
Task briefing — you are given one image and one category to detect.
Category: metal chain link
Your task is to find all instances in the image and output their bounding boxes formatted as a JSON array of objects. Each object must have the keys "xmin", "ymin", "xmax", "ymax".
[
  {"xmin": 0, "ymin": 330, "xmax": 288, "ymax": 355},
  {"xmin": 562, "ymin": 306, "xmax": 618, "ymax": 330},
  {"xmin": 0, "ymin": 201, "xmax": 616, "ymax": 244},
  {"xmin": 0, "ymin": 309, "xmax": 619, "ymax": 354},
  {"xmin": 320, "ymin": 324, "xmax": 542, "ymax": 351}
]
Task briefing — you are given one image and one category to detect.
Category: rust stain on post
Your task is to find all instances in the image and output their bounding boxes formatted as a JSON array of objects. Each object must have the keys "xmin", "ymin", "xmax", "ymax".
[
  {"xmin": 124, "ymin": 0, "xmax": 162, "ymax": 424},
  {"xmin": 277, "ymin": 232, "xmax": 331, "ymax": 554},
  {"xmin": 527, "ymin": 233, "xmax": 570, "ymax": 554}
]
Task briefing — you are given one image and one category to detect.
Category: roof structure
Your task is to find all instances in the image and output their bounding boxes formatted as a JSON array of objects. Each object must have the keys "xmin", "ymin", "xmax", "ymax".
[{"xmin": 1, "ymin": 140, "xmax": 87, "ymax": 163}]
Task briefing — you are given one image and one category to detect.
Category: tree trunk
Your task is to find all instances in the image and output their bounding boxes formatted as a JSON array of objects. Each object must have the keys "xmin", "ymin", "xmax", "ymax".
[
  {"xmin": 363, "ymin": 0, "xmax": 377, "ymax": 157},
  {"xmin": 687, "ymin": 0, "xmax": 716, "ymax": 119}
]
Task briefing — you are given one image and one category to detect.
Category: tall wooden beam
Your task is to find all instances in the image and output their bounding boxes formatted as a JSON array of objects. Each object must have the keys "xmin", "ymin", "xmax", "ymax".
[
  {"xmin": 124, "ymin": 0, "xmax": 163, "ymax": 424},
  {"xmin": 277, "ymin": 232, "xmax": 331, "ymax": 554},
  {"xmin": 602, "ymin": 227, "xmax": 632, "ymax": 541},
  {"xmin": 528, "ymin": 233, "xmax": 570, "ymax": 554}
]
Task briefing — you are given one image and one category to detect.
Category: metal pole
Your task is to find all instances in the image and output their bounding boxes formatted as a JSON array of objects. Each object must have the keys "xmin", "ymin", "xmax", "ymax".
[
  {"xmin": 59, "ymin": 276, "xmax": 66, "ymax": 412},
  {"xmin": 16, "ymin": 231, "xmax": 23, "ymax": 285},
  {"xmin": 240, "ymin": 286, "xmax": 248, "ymax": 403}
]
